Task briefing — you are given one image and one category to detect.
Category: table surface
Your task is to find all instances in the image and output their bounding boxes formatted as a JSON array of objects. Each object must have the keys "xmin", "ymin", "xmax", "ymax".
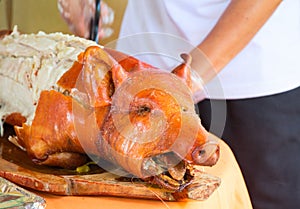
[{"xmin": 36, "ymin": 134, "xmax": 253, "ymax": 209}]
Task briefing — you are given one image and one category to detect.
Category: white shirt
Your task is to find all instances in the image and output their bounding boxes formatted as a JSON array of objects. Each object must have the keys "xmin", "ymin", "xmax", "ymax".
[{"xmin": 116, "ymin": 0, "xmax": 300, "ymax": 99}]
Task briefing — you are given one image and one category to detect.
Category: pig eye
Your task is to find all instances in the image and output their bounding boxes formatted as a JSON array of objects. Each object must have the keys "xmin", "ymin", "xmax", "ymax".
[
  {"xmin": 198, "ymin": 149, "xmax": 206, "ymax": 155},
  {"xmin": 137, "ymin": 105, "xmax": 151, "ymax": 116}
]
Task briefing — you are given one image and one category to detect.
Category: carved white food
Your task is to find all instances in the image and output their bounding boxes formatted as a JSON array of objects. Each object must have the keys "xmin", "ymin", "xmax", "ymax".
[{"xmin": 0, "ymin": 28, "xmax": 98, "ymax": 135}]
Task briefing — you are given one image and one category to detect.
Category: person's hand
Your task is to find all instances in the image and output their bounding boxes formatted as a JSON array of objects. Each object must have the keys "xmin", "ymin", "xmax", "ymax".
[
  {"xmin": 57, "ymin": 0, "xmax": 114, "ymax": 41},
  {"xmin": 58, "ymin": 0, "xmax": 95, "ymax": 39}
]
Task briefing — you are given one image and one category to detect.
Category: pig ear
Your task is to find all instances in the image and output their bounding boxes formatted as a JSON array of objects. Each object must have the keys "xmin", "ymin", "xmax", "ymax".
[{"xmin": 171, "ymin": 54, "xmax": 192, "ymax": 90}]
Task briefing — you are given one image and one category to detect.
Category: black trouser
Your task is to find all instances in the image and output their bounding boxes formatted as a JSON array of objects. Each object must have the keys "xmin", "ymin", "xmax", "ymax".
[{"xmin": 197, "ymin": 87, "xmax": 300, "ymax": 209}]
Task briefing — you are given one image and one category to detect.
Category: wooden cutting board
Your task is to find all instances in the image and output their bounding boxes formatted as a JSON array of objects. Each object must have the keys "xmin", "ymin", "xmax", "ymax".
[{"xmin": 0, "ymin": 124, "xmax": 220, "ymax": 201}]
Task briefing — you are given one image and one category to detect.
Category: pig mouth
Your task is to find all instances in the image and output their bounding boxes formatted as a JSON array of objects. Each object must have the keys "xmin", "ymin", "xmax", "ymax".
[
  {"xmin": 142, "ymin": 152, "xmax": 189, "ymax": 191},
  {"xmin": 141, "ymin": 150, "xmax": 217, "ymax": 192}
]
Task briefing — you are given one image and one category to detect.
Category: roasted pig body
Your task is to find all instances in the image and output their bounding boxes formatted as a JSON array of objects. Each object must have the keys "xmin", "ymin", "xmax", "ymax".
[{"xmin": 0, "ymin": 29, "xmax": 220, "ymax": 197}]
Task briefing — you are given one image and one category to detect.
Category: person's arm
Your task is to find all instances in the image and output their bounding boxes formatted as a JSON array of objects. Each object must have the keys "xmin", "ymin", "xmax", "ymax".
[{"xmin": 191, "ymin": 0, "xmax": 282, "ymax": 84}]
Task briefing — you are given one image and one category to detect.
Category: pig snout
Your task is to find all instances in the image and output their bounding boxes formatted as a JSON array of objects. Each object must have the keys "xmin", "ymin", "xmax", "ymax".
[{"xmin": 191, "ymin": 142, "xmax": 220, "ymax": 166}]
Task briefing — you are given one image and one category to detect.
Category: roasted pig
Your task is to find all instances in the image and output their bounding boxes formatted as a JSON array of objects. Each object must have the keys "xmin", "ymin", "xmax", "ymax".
[{"xmin": 0, "ymin": 28, "xmax": 220, "ymax": 199}]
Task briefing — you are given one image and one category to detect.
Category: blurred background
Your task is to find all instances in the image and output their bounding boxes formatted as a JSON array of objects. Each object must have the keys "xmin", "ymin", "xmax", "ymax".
[{"xmin": 0, "ymin": 0, "xmax": 127, "ymax": 45}]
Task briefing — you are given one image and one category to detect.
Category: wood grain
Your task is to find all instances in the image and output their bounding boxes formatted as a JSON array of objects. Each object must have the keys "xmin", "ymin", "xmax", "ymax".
[{"xmin": 0, "ymin": 125, "xmax": 220, "ymax": 201}]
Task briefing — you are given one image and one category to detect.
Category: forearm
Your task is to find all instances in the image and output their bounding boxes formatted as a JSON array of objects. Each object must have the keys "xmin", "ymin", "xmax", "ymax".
[{"xmin": 191, "ymin": 0, "xmax": 282, "ymax": 84}]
